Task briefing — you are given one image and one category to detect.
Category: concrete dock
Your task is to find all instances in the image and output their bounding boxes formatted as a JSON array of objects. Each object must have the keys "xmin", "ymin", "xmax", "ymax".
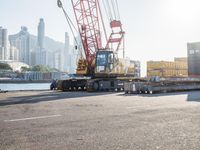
[{"xmin": 0, "ymin": 91, "xmax": 200, "ymax": 150}]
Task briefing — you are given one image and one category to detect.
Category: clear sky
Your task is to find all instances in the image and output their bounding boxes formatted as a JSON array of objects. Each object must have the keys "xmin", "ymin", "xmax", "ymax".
[{"xmin": 1, "ymin": 0, "xmax": 200, "ymax": 76}]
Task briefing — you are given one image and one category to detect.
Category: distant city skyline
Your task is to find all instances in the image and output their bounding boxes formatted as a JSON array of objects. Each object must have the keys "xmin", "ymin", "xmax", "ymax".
[
  {"xmin": 0, "ymin": 18, "xmax": 77, "ymax": 73},
  {"xmin": 1, "ymin": 0, "xmax": 200, "ymax": 76}
]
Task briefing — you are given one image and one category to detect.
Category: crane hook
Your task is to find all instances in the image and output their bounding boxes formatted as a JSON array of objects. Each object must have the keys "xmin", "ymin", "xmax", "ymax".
[{"xmin": 57, "ymin": 0, "xmax": 63, "ymax": 8}]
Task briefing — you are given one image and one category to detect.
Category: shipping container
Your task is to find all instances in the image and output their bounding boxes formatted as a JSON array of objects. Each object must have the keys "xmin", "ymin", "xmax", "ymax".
[{"xmin": 187, "ymin": 42, "xmax": 200, "ymax": 77}]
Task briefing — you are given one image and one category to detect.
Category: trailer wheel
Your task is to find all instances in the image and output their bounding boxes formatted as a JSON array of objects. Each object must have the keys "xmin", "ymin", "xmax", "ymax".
[
  {"xmin": 62, "ymin": 81, "xmax": 68, "ymax": 91},
  {"xmin": 93, "ymin": 82, "xmax": 99, "ymax": 91}
]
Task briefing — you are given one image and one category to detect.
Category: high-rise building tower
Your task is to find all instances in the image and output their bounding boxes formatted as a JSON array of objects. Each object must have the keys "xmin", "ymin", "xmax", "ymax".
[
  {"xmin": 0, "ymin": 27, "xmax": 8, "ymax": 60},
  {"xmin": 38, "ymin": 18, "xmax": 45, "ymax": 49},
  {"xmin": 54, "ymin": 49, "xmax": 62, "ymax": 71},
  {"xmin": 10, "ymin": 45, "xmax": 19, "ymax": 61},
  {"xmin": 65, "ymin": 32, "xmax": 69, "ymax": 50},
  {"xmin": 63, "ymin": 32, "xmax": 70, "ymax": 72},
  {"xmin": 36, "ymin": 18, "xmax": 46, "ymax": 65},
  {"xmin": 9, "ymin": 26, "xmax": 30, "ymax": 65}
]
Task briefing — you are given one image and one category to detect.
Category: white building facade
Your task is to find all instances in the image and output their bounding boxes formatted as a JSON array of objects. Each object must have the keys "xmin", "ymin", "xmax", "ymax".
[
  {"xmin": 0, "ymin": 27, "xmax": 8, "ymax": 60},
  {"xmin": 9, "ymin": 26, "xmax": 31, "ymax": 65}
]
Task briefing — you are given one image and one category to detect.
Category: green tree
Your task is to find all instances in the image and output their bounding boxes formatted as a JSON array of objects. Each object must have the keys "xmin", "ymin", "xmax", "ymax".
[
  {"xmin": 21, "ymin": 66, "xmax": 31, "ymax": 72},
  {"xmin": 48, "ymin": 67, "xmax": 60, "ymax": 72},
  {"xmin": 21, "ymin": 65, "xmax": 60, "ymax": 73},
  {"xmin": 31, "ymin": 65, "xmax": 49, "ymax": 72},
  {"xmin": 0, "ymin": 63, "xmax": 12, "ymax": 70}
]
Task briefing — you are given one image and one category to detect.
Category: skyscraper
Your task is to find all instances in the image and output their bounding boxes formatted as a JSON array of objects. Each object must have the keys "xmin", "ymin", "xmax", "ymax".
[
  {"xmin": 63, "ymin": 32, "xmax": 70, "ymax": 72},
  {"xmin": 10, "ymin": 45, "xmax": 19, "ymax": 61},
  {"xmin": 36, "ymin": 18, "xmax": 46, "ymax": 65},
  {"xmin": 9, "ymin": 26, "xmax": 30, "ymax": 65},
  {"xmin": 29, "ymin": 35, "xmax": 37, "ymax": 66},
  {"xmin": 0, "ymin": 27, "xmax": 8, "ymax": 60},
  {"xmin": 38, "ymin": 18, "xmax": 45, "ymax": 49},
  {"xmin": 54, "ymin": 49, "xmax": 62, "ymax": 71},
  {"xmin": 63, "ymin": 32, "xmax": 77, "ymax": 73}
]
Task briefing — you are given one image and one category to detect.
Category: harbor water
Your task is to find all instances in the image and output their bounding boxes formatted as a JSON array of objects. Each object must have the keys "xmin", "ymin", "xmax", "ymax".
[{"xmin": 0, "ymin": 83, "xmax": 51, "ymax": 91}]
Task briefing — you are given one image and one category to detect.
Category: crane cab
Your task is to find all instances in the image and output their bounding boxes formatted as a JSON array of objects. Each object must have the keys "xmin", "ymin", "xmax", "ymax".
[{"xmin": 95, "ymin": 50, "xmax": 117, "ymax": 76}]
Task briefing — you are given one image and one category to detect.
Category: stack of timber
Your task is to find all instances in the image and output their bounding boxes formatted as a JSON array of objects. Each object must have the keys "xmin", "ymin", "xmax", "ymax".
[{"xmin": 147, "ymin": 57, "xmax": 188, "ymax": 77}]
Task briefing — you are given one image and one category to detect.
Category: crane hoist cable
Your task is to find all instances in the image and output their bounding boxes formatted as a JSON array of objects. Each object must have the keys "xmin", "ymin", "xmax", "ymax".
[
  {"xmin": 111, "ymin": 0, "xmax": 117, "ymax": 20},
  {"xmin": 102, "ymin": 0, "xmax": 120, "ymax": 21},
  {"xmin": 102, "ymin": 0, "xmax": 111, "ymax": 22},
  {"xmin": 57, "ymin": 0, "xmax": 83, "ymax": 64},
  {"xmin": 115, "ymin": 0, "xmax": 121, "ymax": 20},
  {"xmin": 57, "ymin": 0, "xmax": 79, "ymax": 47},
  {"xmin": 97, "ymin": 0, "xmax": 108, "ymax": 42},
  {"xmin": 105, "ymin": 0, "xmax": 113, "ymax": 21}
]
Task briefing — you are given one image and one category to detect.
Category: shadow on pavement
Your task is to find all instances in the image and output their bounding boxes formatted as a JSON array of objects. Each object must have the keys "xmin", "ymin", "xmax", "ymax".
[
  {"xmin": 187, "ymin": 92, "xmax": 200, "ymax": 102},
  {"xmin": 118, "ymin": 91, "xmax": 190, "ymax": 97},
  {"xmin": 118, "ymin": 91, "xmax": 200, "ymax": 102},
  {"xmin": 0, "ymin": 91, "xmax": 114, "ymax": 106},
  {"xmin": 2, "ymin": 90, "xmax": 200, "ymax": 107}
]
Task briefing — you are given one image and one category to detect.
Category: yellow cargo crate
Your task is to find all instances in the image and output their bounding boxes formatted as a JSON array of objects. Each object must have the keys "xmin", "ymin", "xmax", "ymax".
[
  {"xmin": 175, "ymin": 62, "xmax": 188, "ymax": 69},
  {"xmin": 147, "ymin": 70, "xmax": 163, "ymax": 77},
  {"xmin": 162, "ymin": 69, "xmax": 176, "ymax": 77},
  {"xmin": 174, "ymin": 57, "xmax": 187, "ymax": 62},
  {"xmin": 176, "ymin": 69, "xmax": 188, "ymax": 77},
  {"xmin": 147, "ymin": 61, "xmax": 176, "ymax": 70},
  {"xmin": 147, "ymin": 69, "xmax": 175, "ymax": 77},
  {"xmin": 147, "ymin": 58, "xmax": 188, "ymax": 77},
  {"xmin": 147, "ymin": 69, "xmax": 188, "ymax": 77}
]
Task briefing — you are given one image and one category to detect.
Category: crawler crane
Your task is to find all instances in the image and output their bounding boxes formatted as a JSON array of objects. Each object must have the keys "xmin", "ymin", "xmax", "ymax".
[{"xmin": 57, "ymin": 0, "xmax": 137, "ymax": 91}]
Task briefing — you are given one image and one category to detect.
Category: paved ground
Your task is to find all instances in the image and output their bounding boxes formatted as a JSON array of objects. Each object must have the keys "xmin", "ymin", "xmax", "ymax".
[{"xmin": 0, "ymin": 91, "xmax": 200, "ymax": 150}]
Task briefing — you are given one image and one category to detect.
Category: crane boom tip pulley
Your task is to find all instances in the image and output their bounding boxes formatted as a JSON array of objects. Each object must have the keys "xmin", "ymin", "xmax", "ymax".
[{"xmin": 57, "ymin": 0, "xmax": 62, "ymax": 8}]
